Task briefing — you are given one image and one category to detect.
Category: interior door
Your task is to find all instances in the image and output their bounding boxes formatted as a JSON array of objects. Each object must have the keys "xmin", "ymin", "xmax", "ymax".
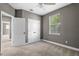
[
  {"xmin": 12, "ymin": 18, "xmax": 26, "ymax": 46},
  {"xmin": 28, "ymin": 18, "xmax": 40, "ymax": 43}
]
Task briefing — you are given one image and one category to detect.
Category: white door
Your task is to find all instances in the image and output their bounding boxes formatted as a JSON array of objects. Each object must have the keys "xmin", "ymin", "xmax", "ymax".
[
  {"xmin": 12, "ymin": 18, "xmax": 26, "ymax": 46},
  {"xmin": 28, "ymin": 18, "xmax": 40, "ymax": 43}
]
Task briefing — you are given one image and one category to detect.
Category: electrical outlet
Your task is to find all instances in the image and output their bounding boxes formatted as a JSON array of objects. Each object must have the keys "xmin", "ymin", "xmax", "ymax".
[{"xmin": 65, "ymin": 41, "xmax": 68, "ymax": 44}]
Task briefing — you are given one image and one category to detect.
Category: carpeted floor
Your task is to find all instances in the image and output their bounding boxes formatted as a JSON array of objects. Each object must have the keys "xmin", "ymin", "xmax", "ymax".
[{"xmin": 1, "ymin": 39, "xmax": 79, "ymax": 56}]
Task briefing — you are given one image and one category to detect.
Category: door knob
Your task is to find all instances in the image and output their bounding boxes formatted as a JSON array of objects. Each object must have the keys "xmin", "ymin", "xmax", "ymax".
[
  {"xmin": 33, "ymin": 32, "xmax": 36, "ymax": 33},
  {"xmin": 24, "ymin": 32, "xmax": 26, "ymax": 34}
]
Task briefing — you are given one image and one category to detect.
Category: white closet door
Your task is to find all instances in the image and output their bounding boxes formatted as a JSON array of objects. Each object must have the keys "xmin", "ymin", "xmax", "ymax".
[
  {"xmin": 12, "ymin": 18, "xmax": 26, "ymax": 46},
  {"xmin": 28, "ymin": 19, "xmax": 40, "ymax": 43}
]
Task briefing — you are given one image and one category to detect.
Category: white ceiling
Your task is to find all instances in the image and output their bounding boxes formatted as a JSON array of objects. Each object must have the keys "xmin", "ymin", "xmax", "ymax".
[{"xmin": 9, "ymin": 3, "xmax": 71, "ymax": 15}]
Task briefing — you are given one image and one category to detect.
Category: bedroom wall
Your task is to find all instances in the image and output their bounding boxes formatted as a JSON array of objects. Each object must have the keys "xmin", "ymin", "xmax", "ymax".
[{"xmin": 42, "ymin": 3, "xmax": 79, "ymax": 48}]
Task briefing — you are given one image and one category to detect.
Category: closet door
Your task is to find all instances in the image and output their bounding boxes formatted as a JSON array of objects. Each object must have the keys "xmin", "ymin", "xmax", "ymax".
[{"xmin": 28, "ymin": 18, "xmax": 40, "ymax": 43}]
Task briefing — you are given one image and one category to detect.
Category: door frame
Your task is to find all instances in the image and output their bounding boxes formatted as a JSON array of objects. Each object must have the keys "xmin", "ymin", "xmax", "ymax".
[{"xmin": 1, "ymin": 11, "xmax": 14, "ymax": 51}]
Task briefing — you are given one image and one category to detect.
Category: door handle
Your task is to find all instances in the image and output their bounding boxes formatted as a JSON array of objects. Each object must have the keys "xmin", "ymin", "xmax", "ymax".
[
  {"xmin": 33, "ymin": 32, "xmax": 36, "ymax": 33},
  {"xmin": 24, "ymin": 32, "xmax": 26, "ymax": 34}
]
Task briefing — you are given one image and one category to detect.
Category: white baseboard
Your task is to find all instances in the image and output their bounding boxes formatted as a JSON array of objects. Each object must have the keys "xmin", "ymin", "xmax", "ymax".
[{"xmin": 43, "ymin": 40, "xmax": 79, "ymax": 52}]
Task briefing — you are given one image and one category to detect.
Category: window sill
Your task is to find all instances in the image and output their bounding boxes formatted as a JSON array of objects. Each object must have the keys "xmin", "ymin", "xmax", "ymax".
[{"xmin": 49, "ymin": 33, "xmax": 60, "ymax": 35}]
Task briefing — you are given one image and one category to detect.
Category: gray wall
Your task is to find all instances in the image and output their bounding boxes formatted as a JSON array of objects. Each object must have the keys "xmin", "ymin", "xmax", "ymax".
[
  {"xmin": 0, "ymin": 3, "xmax": 15, "ymax": 52},
  {"xmin": 42, "ymin": 3, "xmax": 79, "ymax": 48}
]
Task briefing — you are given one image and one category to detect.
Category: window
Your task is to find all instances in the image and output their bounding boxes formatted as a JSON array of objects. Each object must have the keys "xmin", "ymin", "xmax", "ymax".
[{"xmin": 49, "ymin": 13, "xmax": 61, "ymax": 35}]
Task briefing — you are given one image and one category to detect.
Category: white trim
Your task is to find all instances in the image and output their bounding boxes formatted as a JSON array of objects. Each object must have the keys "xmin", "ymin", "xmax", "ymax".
[
  {"xmin": 43, "ymin": 40, "xmax": 79, "ymax": 52},
  {"xmin": 1, "ymin": 11, "xmax": 14, "ymax": 52}
]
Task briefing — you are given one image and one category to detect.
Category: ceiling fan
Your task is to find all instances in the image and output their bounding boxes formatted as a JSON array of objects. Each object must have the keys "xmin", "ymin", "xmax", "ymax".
[{"xmin": 38, "ymin": 3, "xmax": 56, "ymax": 8}]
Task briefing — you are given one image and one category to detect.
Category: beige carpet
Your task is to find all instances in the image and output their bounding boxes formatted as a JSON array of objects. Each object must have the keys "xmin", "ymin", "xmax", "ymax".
[{"xmin": 1, "ymin": 39, "xmax": 79, "ymax": 56}]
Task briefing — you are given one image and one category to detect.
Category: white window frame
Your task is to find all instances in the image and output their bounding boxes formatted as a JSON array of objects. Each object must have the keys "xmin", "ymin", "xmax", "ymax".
[{"xmin": 49, "ymin": 13, "xmax": 61, "ymax": 35}]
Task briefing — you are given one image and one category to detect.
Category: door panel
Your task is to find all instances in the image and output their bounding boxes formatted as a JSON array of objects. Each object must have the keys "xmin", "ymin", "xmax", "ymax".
[
  {"xmin": 28, "ymin": 19, "xmax": 40, "ymax": 43},
  {"xmin": 12, "ymin": 18, "xmax": 25, "ymax": 46}
]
